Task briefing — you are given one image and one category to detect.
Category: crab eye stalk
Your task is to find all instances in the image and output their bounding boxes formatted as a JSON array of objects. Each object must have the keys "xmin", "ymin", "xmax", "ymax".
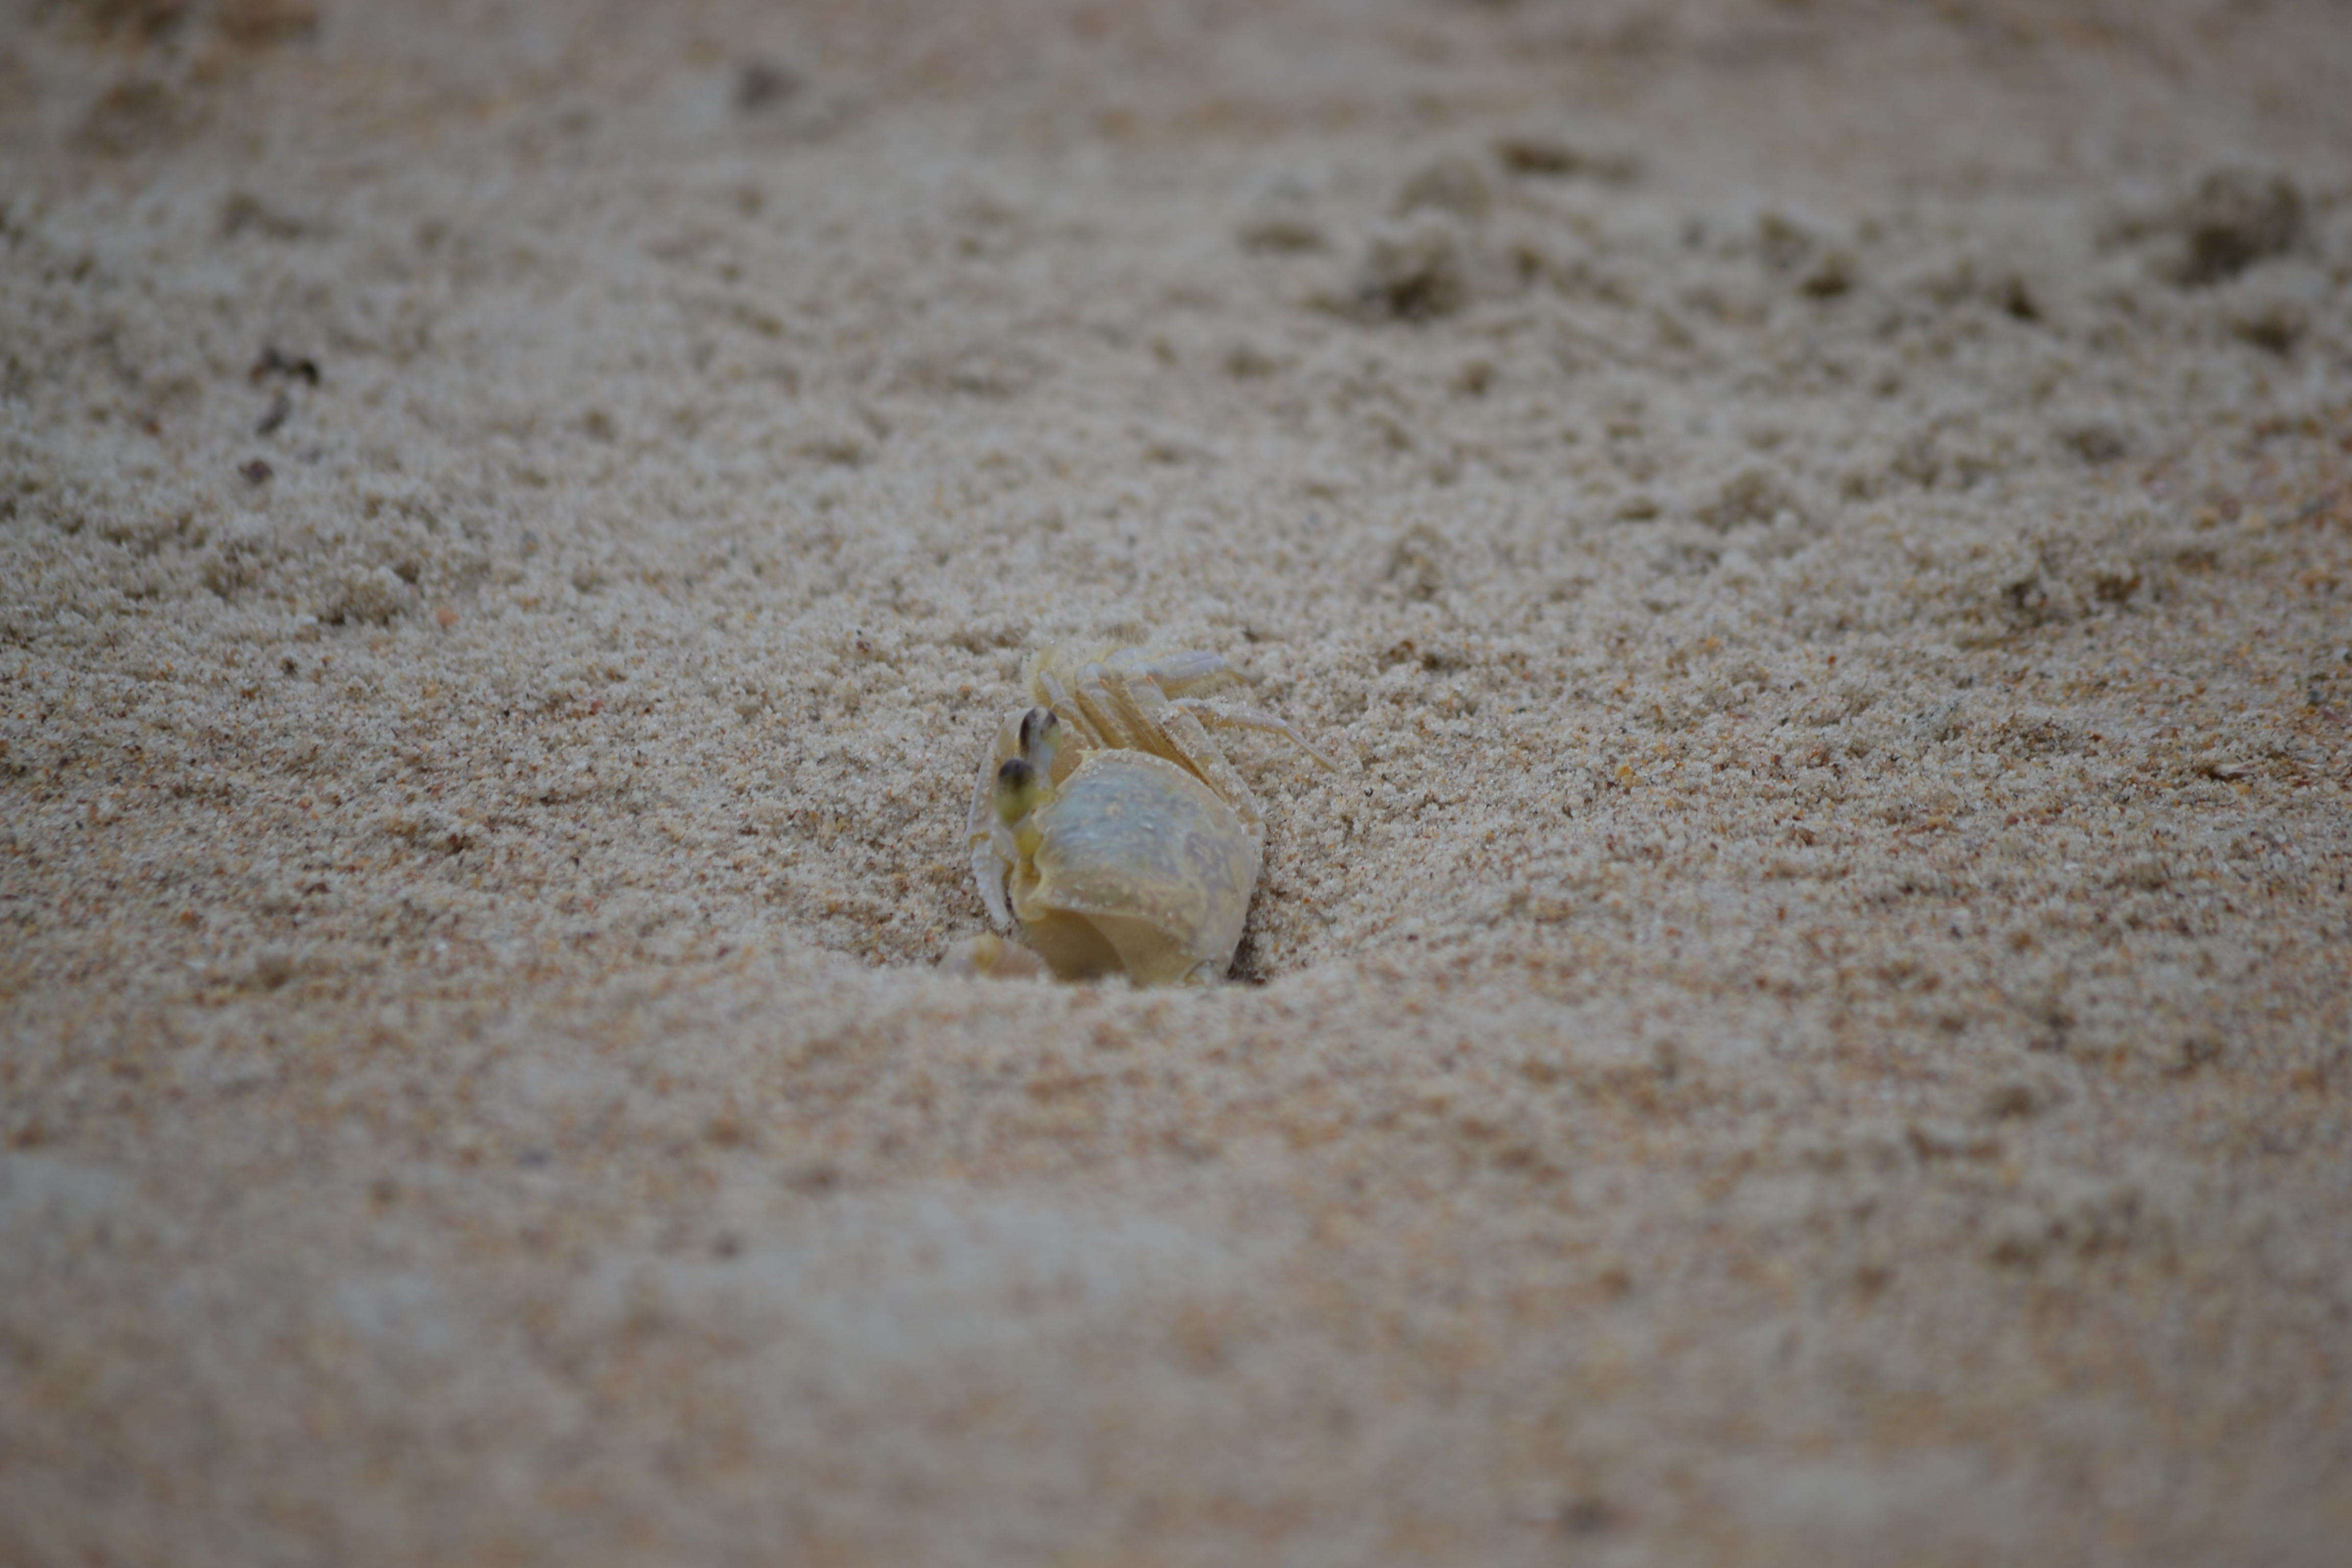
[
  {"xmin": 994, "ymin": 757, "xmax": 1042, "ymax": 826},
  {"xmin": 1017, "ymin": 706, "xmax": 1060, "ymax": 777}
]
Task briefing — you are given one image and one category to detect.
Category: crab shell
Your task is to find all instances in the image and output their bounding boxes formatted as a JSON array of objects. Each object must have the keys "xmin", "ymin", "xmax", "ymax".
[{"xmin": 1005, "ymin": 749, "xmax": 1262, "ymax": 986}]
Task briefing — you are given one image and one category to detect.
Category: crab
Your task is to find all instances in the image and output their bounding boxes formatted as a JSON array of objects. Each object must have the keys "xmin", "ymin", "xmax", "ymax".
[{"xmin": 962, "ymin": 645, "xmax": 1335, "ymax": 985}]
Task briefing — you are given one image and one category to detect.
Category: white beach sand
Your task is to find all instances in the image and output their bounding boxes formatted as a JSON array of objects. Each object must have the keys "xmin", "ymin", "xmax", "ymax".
[{"xmin": 4, "ymin": 1, "xmax": 2350, "ymax": 1562}]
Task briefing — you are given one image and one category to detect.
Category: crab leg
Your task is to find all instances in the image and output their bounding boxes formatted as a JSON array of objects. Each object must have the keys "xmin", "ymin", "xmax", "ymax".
[
  {"xmin": 1075, "ymin": 662, "xmax": 1146, "ymax": 752},
  {"xmin": 1104, "ymin": 668, "xmax": 1265, "ymax": 835},
  {"xmin": 1122, "ymin": 648, "xmax": 1234, "ymax": 697},
  {"xmin": 1171, "ymin": 698, "xmax": 1340, "ymax": 772}
]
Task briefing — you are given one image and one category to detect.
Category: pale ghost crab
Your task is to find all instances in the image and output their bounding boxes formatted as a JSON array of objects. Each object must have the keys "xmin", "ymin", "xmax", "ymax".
[{"xmin": 962, "ymin": 645, "xmax": 1335, "ymax": 986}]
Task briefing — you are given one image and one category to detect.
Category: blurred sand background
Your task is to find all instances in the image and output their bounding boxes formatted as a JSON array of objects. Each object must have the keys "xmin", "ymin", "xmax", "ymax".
[{"xmin": 5, "ymin": 1, "xmax": 2351, "ymax": 1562}]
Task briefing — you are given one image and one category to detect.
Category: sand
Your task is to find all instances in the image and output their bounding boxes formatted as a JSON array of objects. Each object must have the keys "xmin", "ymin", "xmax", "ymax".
[{"xmin": 4, "ymin": 1, "xmax": 2351, "ymax": 1562}]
